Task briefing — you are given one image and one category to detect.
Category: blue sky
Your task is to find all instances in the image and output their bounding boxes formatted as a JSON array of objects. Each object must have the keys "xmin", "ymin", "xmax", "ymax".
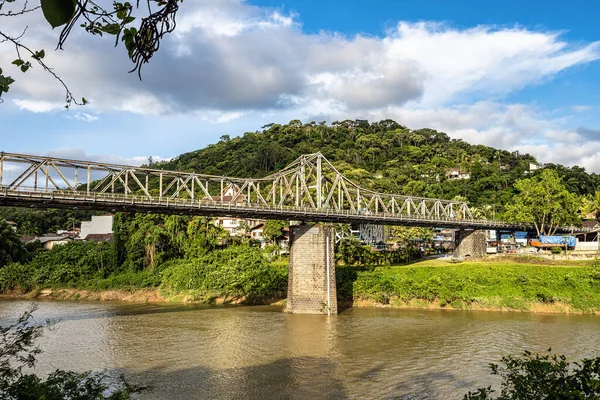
[{"xmin": 1, "ymin": 0, "xmax": 600, "ymax": 170}]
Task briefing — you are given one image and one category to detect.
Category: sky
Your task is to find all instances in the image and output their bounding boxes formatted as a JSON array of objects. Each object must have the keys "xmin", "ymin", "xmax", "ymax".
[{"xmin": 1, "ymin": 0, "xmax": 600, "ymax": 171}]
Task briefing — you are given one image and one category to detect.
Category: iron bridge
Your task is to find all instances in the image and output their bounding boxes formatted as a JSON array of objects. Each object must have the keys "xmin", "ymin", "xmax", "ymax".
[{"xmin": 0, "ymin": 151, "xmax": 578, "ymax": 232}]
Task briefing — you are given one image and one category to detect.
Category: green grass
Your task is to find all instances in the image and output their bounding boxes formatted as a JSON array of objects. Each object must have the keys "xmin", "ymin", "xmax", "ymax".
[
  {"xmin": 4, "ymin": 249, "xmax": 600, "ymax": 313},
  {"xmin": 340, "ymin": 259, "xmax": 600, "ymax": 313}
]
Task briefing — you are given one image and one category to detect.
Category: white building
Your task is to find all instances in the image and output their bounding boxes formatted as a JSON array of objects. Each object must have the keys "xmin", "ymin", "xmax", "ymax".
[
  {"xmin": 214, "ymin": 217, "xmax": 263, "ymax": 236},
  {"xmin": 250, "ymin": 223, "xmax": 290, "ymax": 249},
  {"xmin": 37, "ymin": 235, "xmax": 73, "ymax": 250},
  {"xmin": 80, "ymin": 215, "xmax": 114, "ymax": 239},
  {"xmin": 445, "ymin": 168, "xmax": 470, "ymax": 180}
]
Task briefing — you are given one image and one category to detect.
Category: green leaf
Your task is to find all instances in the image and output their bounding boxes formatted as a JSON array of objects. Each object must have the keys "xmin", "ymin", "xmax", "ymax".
[
  {"xmin": 20, "ymin": 64, "xmax": 30, "ymax": 73},
  {"xmin": 11, "ymin": 59, "xmax": 24, "ymax": 66},
  {"xmin": 101, "ymin": 23, "xmax": 121, "ymax": 35},
  {"xmin": 40, "ymin": 0, "xmax": 76, "ymax": 29}
]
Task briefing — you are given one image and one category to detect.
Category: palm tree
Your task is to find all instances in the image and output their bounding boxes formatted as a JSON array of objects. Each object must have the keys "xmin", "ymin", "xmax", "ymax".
[
  {"xmin": 66, "ymin": 217, "xmax": 77, "ymax": 231},
  {"xmin": 582, "ymin": 191, "xmax": 600, "ymax": 222}
]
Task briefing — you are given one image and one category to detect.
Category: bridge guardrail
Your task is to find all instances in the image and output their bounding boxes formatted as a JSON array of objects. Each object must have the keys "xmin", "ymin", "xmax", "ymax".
[{"xmin": 2, "ymin": 185, "xmax": 589, "ymax": 232}]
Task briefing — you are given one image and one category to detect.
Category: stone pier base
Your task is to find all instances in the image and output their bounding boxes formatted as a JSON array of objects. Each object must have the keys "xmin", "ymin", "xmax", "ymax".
[
  {"xmin": 454, "ymin": 229, "xmax": 487, "ymax": 259},
  {"xmin": 286, "ymin": 224, "xmax": 337, "ymax": 315}
]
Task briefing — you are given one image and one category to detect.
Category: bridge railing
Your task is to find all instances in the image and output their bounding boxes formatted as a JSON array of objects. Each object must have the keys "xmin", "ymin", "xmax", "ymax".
[{"xmin": 0, "ymin": 184, "xmax": 534, "ymax": 229}]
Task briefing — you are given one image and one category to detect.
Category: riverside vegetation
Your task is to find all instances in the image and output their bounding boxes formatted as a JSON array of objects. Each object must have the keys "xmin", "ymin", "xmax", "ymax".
[
  {"xmin": 2, "ymin": 221, "xmax": 600, "ymax": 313},
  {"xmin": 2, "ymin": 120, "xmax": 600, "ymax": 312}
]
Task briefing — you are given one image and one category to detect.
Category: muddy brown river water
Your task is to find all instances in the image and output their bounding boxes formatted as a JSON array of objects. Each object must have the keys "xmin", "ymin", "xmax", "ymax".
[{"xmin": 1, "ymin": 300, "xmax": 599, "ymax": 399}]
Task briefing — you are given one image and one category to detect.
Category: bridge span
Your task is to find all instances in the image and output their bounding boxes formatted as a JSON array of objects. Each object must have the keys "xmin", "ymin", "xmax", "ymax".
[
  {"xmin": 0, "ymin": 151, "xmax": 533, "ymax": 230},
  {"xmin": 0, "ymin": 151, "xmax": 583, "ymax": 315}
]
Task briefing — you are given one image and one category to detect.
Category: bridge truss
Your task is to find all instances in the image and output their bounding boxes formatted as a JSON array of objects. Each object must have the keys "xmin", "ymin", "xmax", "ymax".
[{"xmin": 0, "ymin": 151, "xmax": 537, "ymax": 230}]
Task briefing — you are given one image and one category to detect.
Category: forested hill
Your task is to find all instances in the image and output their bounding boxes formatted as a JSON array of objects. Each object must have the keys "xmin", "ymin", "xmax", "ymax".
[{"xmin": 159, "ymin": 119, "xmax": 599, "ymax": 215}]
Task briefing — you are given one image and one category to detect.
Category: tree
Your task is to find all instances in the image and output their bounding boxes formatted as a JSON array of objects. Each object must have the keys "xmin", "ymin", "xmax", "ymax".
[
  {"xmin": 582, "ymin": 190, "xmax": 600, "ymax": 222},
  {"xmin": 505, "ymin": 169, "xmax": 580, "ymax": 236},
  {"xmin": 464, "ymin": 349, "xmax": 600, "ymax": 399},
  {"xmin": 66, "ymin": 216, "xmax": 77, "ymax": 231},
  {"xmin": 0, "ymin": 219, "xmax": 25, "ymax": 268},
  {"xmin": 0, "ymin": 305, "xmax": 144, "ymax": 399},
  {"xmin": 1, "ymin": 0, "xmax": 182, "ymax": 105},
  {"xmin": 262, "ymin": 220, "xmax": 286, "ymax": 244}
]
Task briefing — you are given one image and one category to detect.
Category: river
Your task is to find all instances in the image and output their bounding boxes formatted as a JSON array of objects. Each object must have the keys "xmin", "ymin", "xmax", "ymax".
[{"xmin": 1, "ymin": 300, "xmax": 599, "ymax": 399}]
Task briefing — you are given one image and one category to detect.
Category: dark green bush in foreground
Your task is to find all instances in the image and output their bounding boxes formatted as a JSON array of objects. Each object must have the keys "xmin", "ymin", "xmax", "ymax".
[{"xmin": 465, "ymin": 349, "xmax": 600, "ymax": 399}]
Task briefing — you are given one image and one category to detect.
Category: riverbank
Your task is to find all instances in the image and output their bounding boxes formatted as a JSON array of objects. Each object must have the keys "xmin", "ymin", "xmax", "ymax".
[
  {"xmin": 339, "ymin": 258, "xmax": 600, "ymax": 314},
  {"xmin": 3, "ymin": 257, "xmax": 600, "ymax": 314}
]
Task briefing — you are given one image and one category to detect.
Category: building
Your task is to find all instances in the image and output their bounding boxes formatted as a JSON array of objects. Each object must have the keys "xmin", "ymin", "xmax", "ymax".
[
  {"xmin": 250, "ymin": 223, "xmax": 290, "ymax": 249},
  {"xmin": 80, "ymin": 214, "xmax": 114, "ymax": 240},
  {"xmin": 36, "ymin": 234, "xmax": 73, "ymax": 250},
  {"xmin": 214, "ymin": 217, "xmax": 263, "ymax": 236},
  {"xmin": 445, "ymin": 168, "xmax": 470, "ymax": 180}
]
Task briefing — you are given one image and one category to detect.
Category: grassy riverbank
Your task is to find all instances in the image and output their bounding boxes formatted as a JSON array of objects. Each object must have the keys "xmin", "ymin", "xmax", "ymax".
[
  {"xmin": 2, "ymin": 243, "xmax": 600, "ymax": 314},
  {"xmin": 338, "ymin": 258, "xmax": 600, "ymax": 314}
]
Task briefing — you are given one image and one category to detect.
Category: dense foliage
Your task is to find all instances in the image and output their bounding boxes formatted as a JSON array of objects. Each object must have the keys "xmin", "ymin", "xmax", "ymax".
[
  {"xmin": 0, "ymin": 305, "xmax": 144, "ymax": 399},
  {"xmin": 159, "ymin": 120, "xmax": 599, "ymax": 215},
  {"xmin": 0, "ymin": 219, "xmax": 25, "ymax": 268},
  {"xmin": 0, "ymin": 207, "xmax": 98, "ymax": 236},
  {"xmin": 505, "ymin": 169, "xmax": 581, "ymax": 235},
  {"xmin": 0, "ymin": 227, "xmax": 287, "ymax": 301},
  {"xmin": 161, "ymin": 246, "xmax": 288, "ymax": 302},
  {"xmin": 465, "ymin": 349, "xmax": 600, "ymax": 399}
]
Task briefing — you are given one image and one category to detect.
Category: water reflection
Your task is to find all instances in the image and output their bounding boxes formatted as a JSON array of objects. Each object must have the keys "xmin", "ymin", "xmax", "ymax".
[{"xmin": 1, "ymin": 300, "xmax": 599, "ymax": 399}]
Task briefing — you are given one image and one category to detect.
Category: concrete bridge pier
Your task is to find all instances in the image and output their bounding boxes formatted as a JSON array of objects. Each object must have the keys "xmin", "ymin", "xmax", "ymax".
[
  {"xmin": 454, "ymin": 229, "xmax": 487, "ymax": 259},
  {"xmin": 286, "ymin": 224, "xmax": 337, "ymax": 315}
]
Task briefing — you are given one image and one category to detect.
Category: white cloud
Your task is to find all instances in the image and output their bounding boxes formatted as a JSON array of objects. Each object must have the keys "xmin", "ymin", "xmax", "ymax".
[
  {"xmin": 3, "ymin": 1, "xmax": 600, "ymax": 172},
  {"xmin": 43, "ymin": 147, "xmax": 170, "ymax": 166},
  {"xmin": 12, "ymin": 99, "xmax": 62, "ymax": 113},
  {"xmin": 571, "ymin": 105, "xmax": 591, "ymax": 113},
  {"xmin": 72, "ymin": 112, "xmax": 99, "ymax": 122},
  {"xmin": 3, "ymin": 2, "xmax": 599, "ymax": 115}
]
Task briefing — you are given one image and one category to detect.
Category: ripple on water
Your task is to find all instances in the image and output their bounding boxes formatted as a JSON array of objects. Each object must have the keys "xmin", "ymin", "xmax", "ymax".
[{"xmin": 1, "ymin": 300, "xmax": 600, "ymax": 399}]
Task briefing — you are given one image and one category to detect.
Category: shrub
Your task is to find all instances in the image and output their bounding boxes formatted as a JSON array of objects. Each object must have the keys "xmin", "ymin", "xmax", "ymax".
[
  {"xmin": 160, "ymin": 245, "xmax": 287, "ymax": 301},
  {"xmin": 551, "ymin": 246, "xmax": 563, "ymax": 254},
  {"xmin": 1, "ymin": 306, "xmax": 145, "ymax": 399},
  {"xmin": 0, "ymin": 263, "xmax": 33, "ymax": 292},
  {"xmin": 464, "ymin": 349, "xmax": 600, "ymax": 399}
]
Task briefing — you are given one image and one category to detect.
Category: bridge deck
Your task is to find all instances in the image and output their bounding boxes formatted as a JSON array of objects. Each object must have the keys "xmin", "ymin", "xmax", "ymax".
[
  {"xmin": 0, "ymin": 151, "xmax": 585, "ymax": 233},
  {"xmin": 0, "ymin": 186, "xmax": 545, "ymax": 231}
]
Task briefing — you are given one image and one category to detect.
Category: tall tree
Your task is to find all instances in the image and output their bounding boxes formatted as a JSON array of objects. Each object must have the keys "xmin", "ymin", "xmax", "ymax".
[
  {"xmin": 505, "ymin": 169, "xmax": 580, "ymax": 236},
  {"xmin": 0, "ymin": 219, "xmax": 25, "ymax": 268},
  {"xmin": 262, "ymin": 220, "xmax": 287, "ymax": 244}
]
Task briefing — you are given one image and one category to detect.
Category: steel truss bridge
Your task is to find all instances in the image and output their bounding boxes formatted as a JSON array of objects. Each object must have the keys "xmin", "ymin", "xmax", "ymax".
[{"xmin": 0, "ymin": 151, "xmax": 575, "ymax": 232}]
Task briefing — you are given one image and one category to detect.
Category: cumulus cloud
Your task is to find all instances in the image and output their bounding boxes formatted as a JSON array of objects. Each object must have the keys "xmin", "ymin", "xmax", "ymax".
[
  {"xmin": 2, "ymin": 0, "xmax": 599, "ymax": 115},
  {"xmin": 43, "ymin": 147, "xmax": 169, "ymax": 166},
  {"xmin": 3, "ymin": 1, "xmax": 600, "ymax": 171}
]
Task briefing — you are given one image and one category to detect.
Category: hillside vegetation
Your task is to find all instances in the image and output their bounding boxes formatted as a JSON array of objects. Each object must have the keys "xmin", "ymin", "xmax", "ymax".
[{"xmin": 158, "ymin": 120, "xmax": 599, "ymax": 216}]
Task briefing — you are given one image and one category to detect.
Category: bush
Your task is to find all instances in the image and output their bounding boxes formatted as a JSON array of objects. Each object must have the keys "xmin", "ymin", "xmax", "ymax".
[
  {"xmin": 0, "ymin": 263, "xmax": 33, "ymax": 292},
  {"xmin": 551, "ymin": 246, "xmax": 563, "ymax": 254},
  {"xmin": 340, "ymin": 262, "xmax": 600, "ymax": 312},
  {"xmin": 0, "ymin": 305, "xmax": 145, "ymax": 399},
  {"xmin": 464, "ymin": 349, "xmax": 600, "ymax": 399},
  {"xmin": 160, "ymin": 245, "xmax": 288, "ymax": 301}
]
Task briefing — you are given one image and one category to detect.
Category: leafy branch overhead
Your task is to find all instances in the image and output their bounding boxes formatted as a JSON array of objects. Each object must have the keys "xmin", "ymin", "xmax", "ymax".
[{"xmin": 0, "ymin": 0, "xmax": 182, "ymax": 105}]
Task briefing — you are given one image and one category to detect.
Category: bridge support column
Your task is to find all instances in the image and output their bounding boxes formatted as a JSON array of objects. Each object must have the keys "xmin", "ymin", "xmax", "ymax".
[
  {"xmin": 454, "ymin": 229, "xmax": 487, "ymax": 259},
  {"xmin": 286, "ymin": 224, "xmax": 337, "ymax": 315}
]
